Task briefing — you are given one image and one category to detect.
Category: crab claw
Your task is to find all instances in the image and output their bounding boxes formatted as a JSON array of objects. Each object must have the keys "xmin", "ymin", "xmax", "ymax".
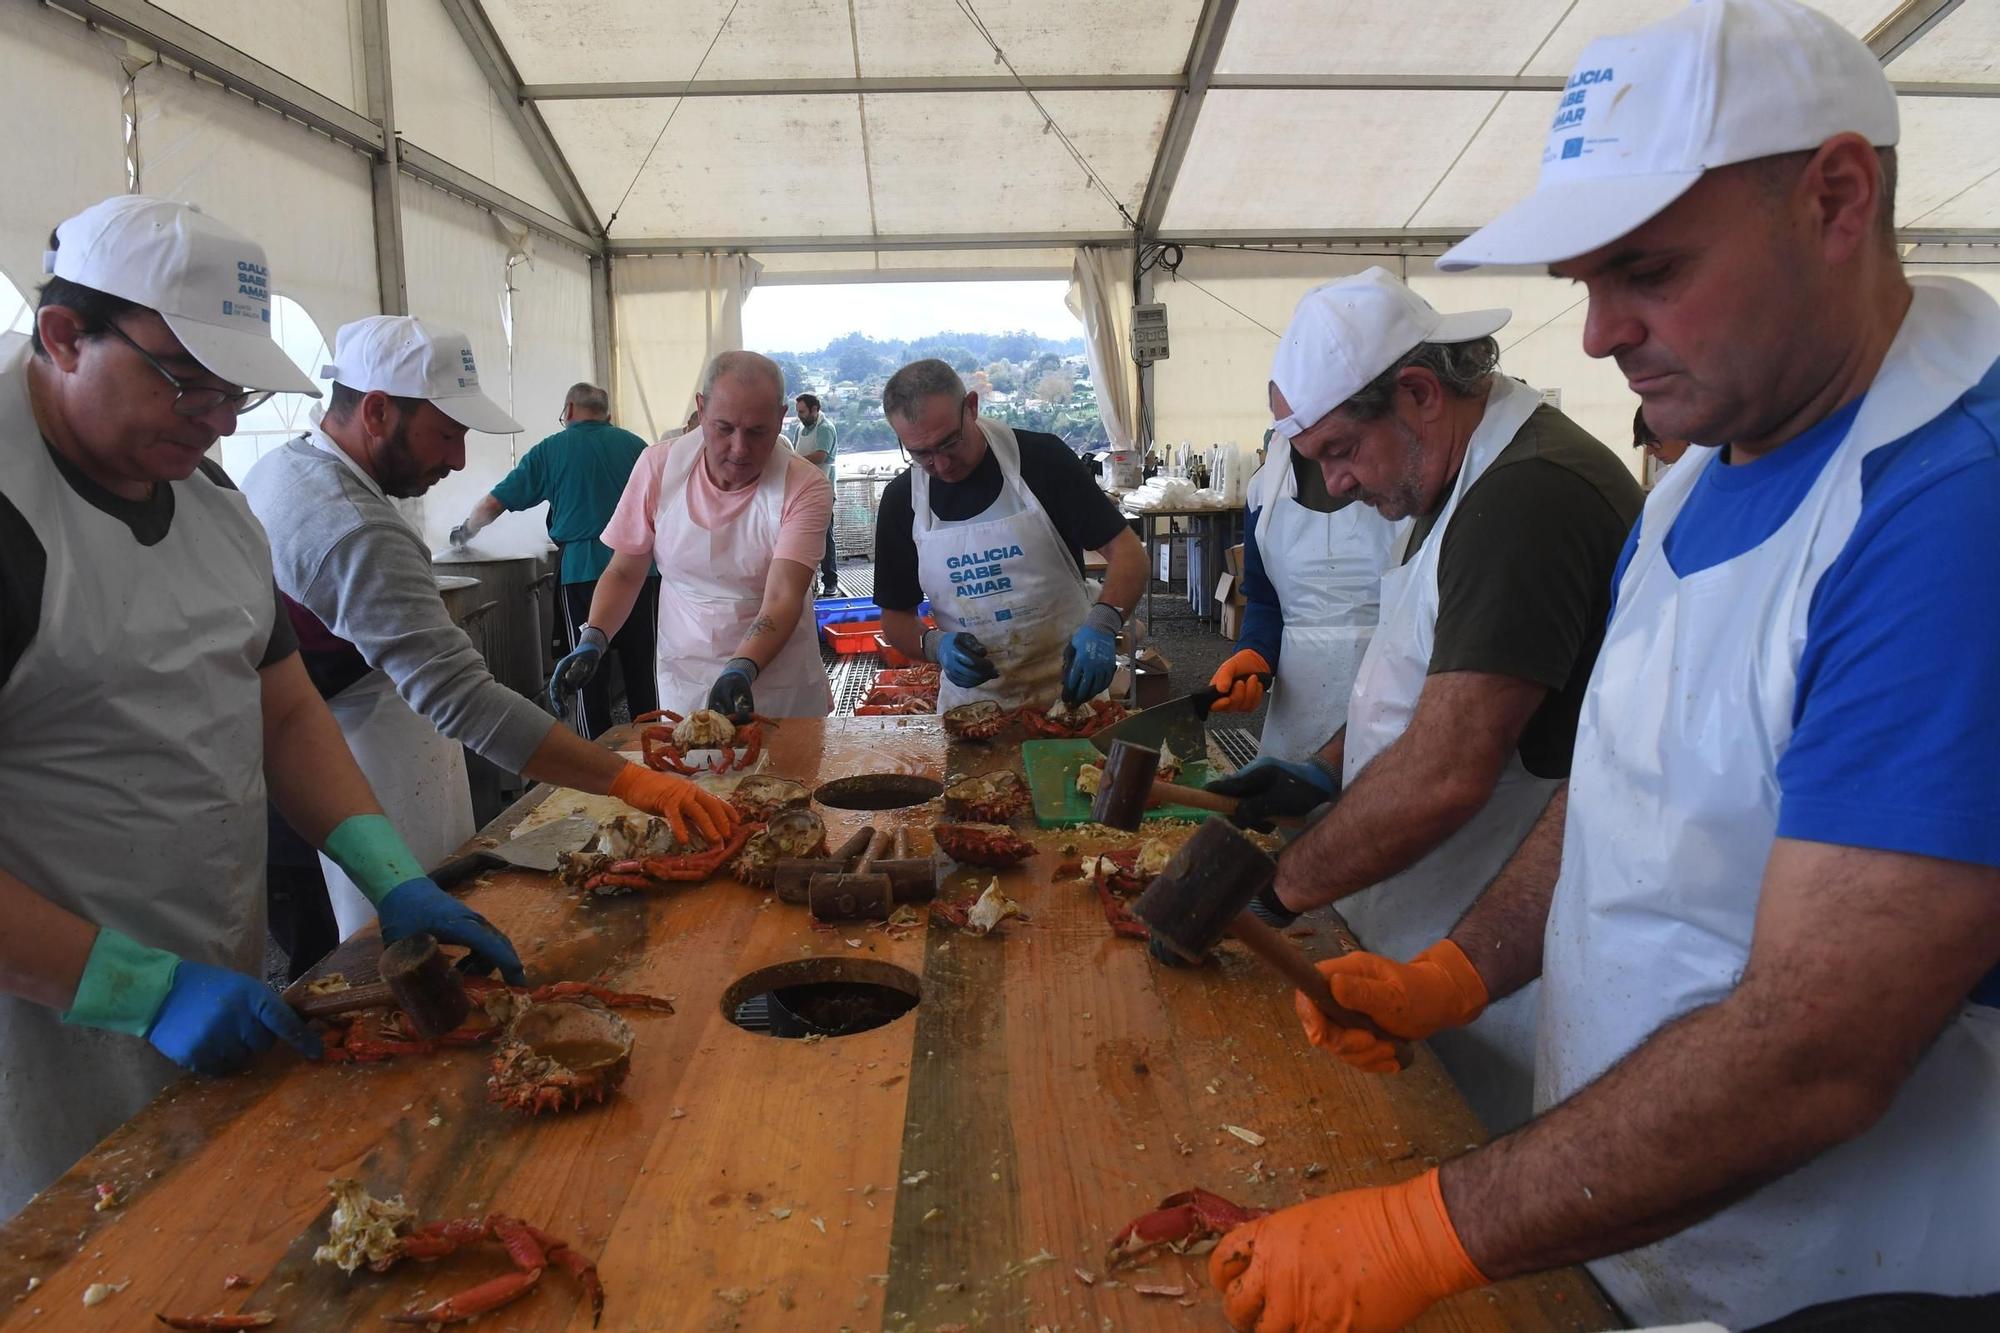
[
  {"xmin": 1105, "ymin": 1188, "xmax": 1268, "ymax": 1270},
  {"xmin": 383, "ymin": 1266, "xmax": 543, "ymax": 1324}
]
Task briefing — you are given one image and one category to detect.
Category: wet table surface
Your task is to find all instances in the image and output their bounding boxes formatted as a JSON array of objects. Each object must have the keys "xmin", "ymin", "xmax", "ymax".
[{"xmin": 0, "ymin": 717, "xmax": 1616, "ymax": 1331}]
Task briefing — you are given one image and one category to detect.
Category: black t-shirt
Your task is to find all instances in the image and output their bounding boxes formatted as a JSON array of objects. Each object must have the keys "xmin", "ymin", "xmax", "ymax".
[
  {"xmin": 1402, "ymin": 404, "xmax": 1643, "ymax": 779},
  {"xmin": 874, "ymin": 428, "xmax": 1131, "ymax": 612},
  {"xmin": 0, "ymin": 446, "xmax": 299, "ymax": 690}
]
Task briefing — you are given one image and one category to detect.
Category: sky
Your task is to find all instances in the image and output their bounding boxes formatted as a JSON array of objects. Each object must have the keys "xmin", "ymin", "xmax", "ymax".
[{"xmin": 743, "ymin": 279, "xmax": 1082, "ymax": 352}]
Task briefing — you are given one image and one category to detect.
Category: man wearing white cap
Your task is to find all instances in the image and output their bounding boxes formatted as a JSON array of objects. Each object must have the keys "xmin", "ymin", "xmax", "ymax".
[
  {"xmin": 1207, "ymin": 267, "xmax": 1639, "ymax": 1133},
  {"xmin": 0, "ymin": 196, "xmax": 529, "ymax": 1220},
  {"xmin": 1209, "ymin": 3, "xmax": 2000, "ymax": 1329},
  {"xmin": 243, "ymin": 315, "xmax": 737, "ymax": 940}
]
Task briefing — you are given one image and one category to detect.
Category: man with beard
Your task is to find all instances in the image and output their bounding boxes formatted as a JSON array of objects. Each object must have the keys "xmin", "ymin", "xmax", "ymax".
[
  {"xmin": 1207, "ymin": 269, "xmax": 1640, "ymax": 1132},
  {"xmin": 243, "ymin": 316, "xmax": 735, "ymax": 939}
]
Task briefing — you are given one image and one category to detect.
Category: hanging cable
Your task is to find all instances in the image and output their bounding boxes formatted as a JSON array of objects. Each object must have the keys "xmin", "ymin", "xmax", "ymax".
[
  {"xmin": 604, "ymin": 0, "xmax": 746, "ymax": 234},
  {"xmin": 950, "ymin": 0, "xmax": 1138, "ymax": 229},
  {"xmin": 1137, "ymin": 242, "xmax": 1281, "ymax": 338}
]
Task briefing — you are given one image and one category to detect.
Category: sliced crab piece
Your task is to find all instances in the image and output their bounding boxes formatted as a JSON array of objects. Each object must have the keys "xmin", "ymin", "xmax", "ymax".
[{"xmin": 934, "ymin": 822, "xmax": 1036, "ymax": 867}]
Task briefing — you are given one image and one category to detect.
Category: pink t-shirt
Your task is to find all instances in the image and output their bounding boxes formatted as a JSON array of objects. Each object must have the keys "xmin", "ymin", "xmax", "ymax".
[{"xmin": 602, "ymin": 433, "xmax": 834, "ymax": 568}]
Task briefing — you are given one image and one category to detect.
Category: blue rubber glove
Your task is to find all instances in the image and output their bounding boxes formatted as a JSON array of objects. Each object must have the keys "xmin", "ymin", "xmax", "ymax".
[
  {"xmin": 63, "ymin": 928, "xmax": 322, "ymax": 1073},
  {"xmin": 548, "ymin": 625, "xmax": 607, "ymax": 714},
  {"xmin": 1206, "ymin": 755, "xmax": 1341, "ymax": 833},
  {"xmin": 147, "ymin": 959, "xmax": 323, "ymax": 1073},
  {"xmin": 376, "ymin": 878, "xmax": 528, "ymax": 986},
  {"xmin": 924, "ymin": 628, "xmax": 999, "ymax": 690},
  {"xmin": 1060, "ymin": 603, "xmax": 1123, "ymax": 705},
  {"xmin": 706, "ymin": 657, "xmax": 758, "ymax": 724}
]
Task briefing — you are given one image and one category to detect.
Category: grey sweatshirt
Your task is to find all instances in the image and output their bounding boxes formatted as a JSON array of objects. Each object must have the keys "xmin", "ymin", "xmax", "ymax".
[{"xmin": 242, "ymin": 430, "xmax": 551, "ymax": 772}]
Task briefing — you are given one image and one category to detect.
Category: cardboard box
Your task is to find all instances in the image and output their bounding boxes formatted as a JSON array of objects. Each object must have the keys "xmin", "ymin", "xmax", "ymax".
[
  {"xmin": 1132, "ymin": 651, "xmax": 1173, "ymax": 708},
  {"xmin": 1219, "ymin": 602, "xmax": 1245, "ymax": 640},
  {"xmin": 1225, "ymin": 543, "xmax": 1245, "ymax": 580},
  {"xmin": 1214, "ymin": 572, "xmax": 1239, "ymax": 606}
]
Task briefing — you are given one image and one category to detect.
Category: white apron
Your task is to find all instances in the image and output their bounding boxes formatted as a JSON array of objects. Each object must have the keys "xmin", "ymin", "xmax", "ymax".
[
  {"xmin": 652, "ymin": 434, "xmax": 829, "ymax": 718},
  {"xmin": 1539, "ymin": 278, "xmax": 2000, "ymax": 1327},
  {"xmin": 306, "ymin": 432, "xmax": 475, "ymax": 939},
  {"xmin": 0, "ymin": 337, "xmax": 271, "ymax": 1218},
  {"xmin": 1248, "ymin": 447, "xmax": 1401, "ymax": 760},
  {"xmin": 913, "ymin": 419, "xmax": 1092, "ymax": 712},
  {"xmin": 1339, "ymin": 376, "xmax": 1558, "ymax": 1133}
]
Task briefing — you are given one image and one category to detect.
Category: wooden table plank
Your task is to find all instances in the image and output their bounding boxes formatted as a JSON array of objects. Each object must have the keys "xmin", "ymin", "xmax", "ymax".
[{"xmin": 0, "ymin": 717, "xmax": 1616, "ymax": 1332}]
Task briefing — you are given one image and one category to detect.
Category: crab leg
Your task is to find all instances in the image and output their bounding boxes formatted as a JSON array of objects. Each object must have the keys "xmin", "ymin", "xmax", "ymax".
[
  {"xmin": 382, "ymin": 1266, "xmax": 543, "ymax": 1324},
  {"xmin": 1105, "ymin": 1188, "xmax": 1268, "ymax": 1270}
]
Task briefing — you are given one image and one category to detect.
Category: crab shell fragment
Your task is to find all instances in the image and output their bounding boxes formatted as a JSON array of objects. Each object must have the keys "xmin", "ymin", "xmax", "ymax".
[
  {"xmin": 942, "ymin": 769, "xmax": 1030, "ymax": 822},
  {"xmin": 731, "ymin": 807, "xmax": 829, "ymax": 887},
  {"xmin": 487, "ymin": 999, "xmax": 635, "ymax": 1115},
  {"xmin": 728, "ymin": 775, "xmax": 810, "ymax": 822},
  {"xmin": 941, "ymin": 701, "xmax": 1009, "ymax": 740},
  {"xmin": 934, "ymin": 822, "xmax": 1037, "ymax": 867}
]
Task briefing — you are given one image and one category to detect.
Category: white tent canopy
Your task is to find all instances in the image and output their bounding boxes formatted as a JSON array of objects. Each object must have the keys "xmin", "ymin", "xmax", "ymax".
[{"xmin": 3, "ymin": 0, "xmax": 1995, "ymax": 521}]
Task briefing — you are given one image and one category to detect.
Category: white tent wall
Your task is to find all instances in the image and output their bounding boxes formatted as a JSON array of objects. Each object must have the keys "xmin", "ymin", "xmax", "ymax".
[
  {"xmin": 132, "ymin": 64, "xmax": 379, "ymax": 340},
  {"xmin": 151, "ymin": 0, "xmax": 362, "ymax": 110},
  {"xmin": 402, "ymin": 180, "xmax": 595, "ymax": 553},
  {"xmin": 0, "ymin": 4, "xmax": 127, "ymax": 293},
  {"xmin": 388, "ymin": 0, "xmax": 569, "ymax": 222},
  {"xmin": 612, "ymin": 253, "xmax": 761, "ymax": 444},
  {"xmin": 1067, "ymin": 245, "xmax": 1139, "ymax": 452}
]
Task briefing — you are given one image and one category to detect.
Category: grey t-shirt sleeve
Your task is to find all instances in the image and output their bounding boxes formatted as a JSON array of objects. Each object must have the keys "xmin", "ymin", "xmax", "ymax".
[{"xmin": 301, "ymin": 519, "xmax": 553, "ymax": 772}]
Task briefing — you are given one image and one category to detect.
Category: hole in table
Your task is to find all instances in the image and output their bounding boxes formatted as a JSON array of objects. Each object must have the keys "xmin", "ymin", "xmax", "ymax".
[
  {"xmin": 814, "ymin": 773, "xmax": 943, "ymax": 810},
  {"xmin": 724, "ymin": 958, "xmax": 920, "ymax": 1040}
]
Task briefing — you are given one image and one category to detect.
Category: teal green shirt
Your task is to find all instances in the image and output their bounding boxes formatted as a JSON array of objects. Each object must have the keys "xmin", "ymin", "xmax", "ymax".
[
  {"xmin": 793, "ymin": 417, "xmax": 838, "ymax": 477},
  {"xmin": 491, "ymin": 419, "xmax": 652, "ymax": 584}
]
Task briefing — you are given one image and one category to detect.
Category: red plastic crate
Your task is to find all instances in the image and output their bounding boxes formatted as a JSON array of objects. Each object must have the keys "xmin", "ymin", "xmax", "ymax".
[{"xmin": 823, "ymin": 616, "xmax": 934, "ymax": 658}]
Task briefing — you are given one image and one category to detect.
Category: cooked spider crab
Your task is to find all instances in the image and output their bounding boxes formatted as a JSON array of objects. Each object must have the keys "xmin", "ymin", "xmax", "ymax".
[
  {"xmin": 728, "ymin": 774, "xmax": 810, "ymax": 822},
  {"xmin": 855, "ymin": 696, "xmax": 935, "ymax": 715},
  {"xmin": 941, "ymin": 700, "xmax": 1009, "ymax": 740},
  {"xmin": 487, "ymin": 998, "xmax": 635, "ymax": 1116},
  {"xmin": 634, "ymin": 707, "xmax": 771, "ymax": 774},
  {"xmin": 314, "ymin": 1178, "xmax": 604, "ymax": 1326},
  {"xmin": 731, "ymin": 807, "xmax": 828, "ymax": 887},
  {"xmin": 942, "ymin": 769, "xmax": 1029, "ymax": 822},
  {"xmin": 1017, "ymin": 696, "xmax": 1128, "ymax": 739},
  {"xmin": 873, "ymin": 664, "xmax": 940, "ymax": 689},
  {"xmin": 1077, "ymin": 838, "xmax": 1175, "ymax": 940},
  {"xmin": 318, "ymin": 977, "xmax": 672, "ymax": 1062},
  {"xmin": 556, "ymin": 816, "xmax": 762, "ymax": 894},
  {"xmin": 934, "ymin": 822, "xmax": 1037, "ymax": 867}
]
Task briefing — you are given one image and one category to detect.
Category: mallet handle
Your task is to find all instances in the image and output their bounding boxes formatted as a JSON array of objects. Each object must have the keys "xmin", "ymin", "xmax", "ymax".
[{"xmin": 1229, "ymin": 911, "xmax": 1415, "ymax": 1070}]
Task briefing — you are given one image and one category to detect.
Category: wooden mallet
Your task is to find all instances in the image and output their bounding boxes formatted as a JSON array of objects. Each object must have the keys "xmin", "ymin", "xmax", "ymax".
[
  {"xmin": 1129, "ymin": 818, "xmax": 1415, "ymax": 1070},
  {"xmin": 1090, "ymin": 738, "xmax": 1294, "ymax": 827},
  {"xmin": 807, "ymin": 826, "xmax": 896, "ymax": 920},
  {"xmin": 289, "ymin": 933, "xmax": 474, "ymax": 1039}
]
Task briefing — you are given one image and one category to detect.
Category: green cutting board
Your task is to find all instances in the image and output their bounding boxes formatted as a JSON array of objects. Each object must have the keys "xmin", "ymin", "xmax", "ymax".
[{"xmin": 1019, "ymin": 738, "xmax": 1214, "ymax": 828}]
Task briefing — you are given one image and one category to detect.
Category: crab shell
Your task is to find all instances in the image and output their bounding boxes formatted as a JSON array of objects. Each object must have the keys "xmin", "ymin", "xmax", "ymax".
[
  {"xmin": 731, "ymin": 807, "xmax": 829, "ymax": 887},
  {"xmin": 729, "ymin": 775, "xmax": 810, "ymax": 822},
  {"xmin": 941, "ymin": 701, "xmax": 1009, "ymax": 740},
  {"xmin": 934, "ymin": 822, "xmax": 1037, "ymax": 867},
  {"xmin": 487, "ymin": 999, "xmax": 634, "ymax": 1115},
  {"xmin": 672, "ymin": 708, "xmax": 738, "ymax": 749},
  {"xmin": 942, "ymin": 769, "xmax": 1030, "ymax": 822}
]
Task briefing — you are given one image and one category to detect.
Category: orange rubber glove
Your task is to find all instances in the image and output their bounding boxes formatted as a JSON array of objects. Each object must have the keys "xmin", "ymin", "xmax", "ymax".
[
  {"xmin": 609, "ymin": 764, "xmax": 738, "ymax": 846},
  {"xmin": 1293, "ymin": 940, "xmax": 1488, "ymax": 1074},
  {"xmin": 1210, "ymin": 648, "xmax": 1273, "ymax": 713},
  {"xmin": 1210, "ymin": 1168, "xmax": 1486, "ymax": 1332}
]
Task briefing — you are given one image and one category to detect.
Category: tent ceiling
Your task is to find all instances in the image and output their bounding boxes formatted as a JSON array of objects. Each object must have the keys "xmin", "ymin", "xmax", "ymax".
[{"xmin": 83, "ymin": 0, "xmax": 2000, "ymax": 252}]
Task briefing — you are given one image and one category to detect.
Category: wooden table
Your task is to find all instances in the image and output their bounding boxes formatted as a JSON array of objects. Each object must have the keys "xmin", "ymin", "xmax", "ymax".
[{"xmin": 0, "ymin": 719, "xmax": 1615, "ymax": 1332}]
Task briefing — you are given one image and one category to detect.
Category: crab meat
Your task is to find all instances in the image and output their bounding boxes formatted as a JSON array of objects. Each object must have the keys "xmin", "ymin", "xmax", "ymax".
[
  {"xmin": 315, "ymin": 1178, "xmax": 417, "ymax": 1274},
  {"xmin": 1105, "ymin": 1188, "xmax": 1268, "ymax": 1270},
  {"xmin": 963, "ymin": 881, "xmax": 1022, "ymax": 936},
  {"xmin": 731, "ymin": 807, "xmax": 828, "ymax": 887},
  {"xmin": 1076, "ymin": 762, "xmax": 1103, "ymax": 798}
]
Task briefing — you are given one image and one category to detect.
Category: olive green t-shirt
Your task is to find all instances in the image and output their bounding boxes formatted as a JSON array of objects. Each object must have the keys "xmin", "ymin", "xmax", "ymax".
[{"xmin": 1403, "ymin": 404, "xmax": 1643, "ymax": 778}]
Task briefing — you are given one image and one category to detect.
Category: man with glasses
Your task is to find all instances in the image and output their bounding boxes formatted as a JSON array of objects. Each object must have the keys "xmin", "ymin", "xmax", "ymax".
[
  {"xmin": 447, "ymin": 382, "xmax": 659, "ymax": 739},
  {"xmin": 874, "ymin": 358, "xmax": 1145, "ymax": 713},
  {"xmin": 0, "ymin": 195, "xmax": 533, "ymax": 1219},
  {"xmin": 243, "ymin": 317, "xmax": 736, "ymax": 943}
]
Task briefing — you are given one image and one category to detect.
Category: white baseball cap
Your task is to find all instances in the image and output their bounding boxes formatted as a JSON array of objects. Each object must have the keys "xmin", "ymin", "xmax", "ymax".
[
  {"xmin": 45, "ymin": 194, "xmax": 319, "ymax": 396},
  {"xmin": 1268, "ymin": 267, "xmax": 1511, "ymax": 438},
  {"xmin": 321, "ymin": 315, "xmax": 523, "ymax": 434},
  {"xmin": 1439, "ymin": 0, "xmax": 1898, "ymax": 272}
]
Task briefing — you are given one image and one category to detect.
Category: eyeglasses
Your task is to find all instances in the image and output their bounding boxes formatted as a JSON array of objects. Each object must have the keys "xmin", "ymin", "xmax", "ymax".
[
  {"xmin": 904, "ymin": 405, "xmax": 973, "ymax": 468},
  {"xmin": 99, "ymin": 322, "xmax": 276, "ymax": 417}
]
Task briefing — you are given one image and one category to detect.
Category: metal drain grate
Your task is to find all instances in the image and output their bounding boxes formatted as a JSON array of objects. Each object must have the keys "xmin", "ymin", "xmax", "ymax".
[
  {"xmin": 732, "ymin": 992, "xmax": 773, "ymax": 1033},
  {"xmin": 1209, "ymin": 725, "xmax": 1259, "ymax": 774},
  {"xmin": 828, "ymin": 652, "xmax": 886, "ymax": 716}
]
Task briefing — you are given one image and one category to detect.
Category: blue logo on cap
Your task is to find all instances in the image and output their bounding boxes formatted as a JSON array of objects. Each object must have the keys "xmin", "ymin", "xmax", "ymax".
[{"xmin": 1561, "ymin": 137, "xmax": 1584, "ymax": 160}]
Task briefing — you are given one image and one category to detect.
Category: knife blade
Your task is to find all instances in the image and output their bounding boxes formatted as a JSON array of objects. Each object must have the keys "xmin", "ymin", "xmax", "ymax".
[
  {"xmin": 429, "ymin": 814, "xmax": 600, "ymax": 889},
  {"xmin": 1088, "ymin": 691, "xmax": 1208, "ymax": 762}
]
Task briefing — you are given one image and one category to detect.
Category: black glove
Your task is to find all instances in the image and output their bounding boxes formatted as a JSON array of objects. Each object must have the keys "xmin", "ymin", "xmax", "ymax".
[
  {"xmin": 1244, "ymin": 881, "xmax": 1301, "ymax": 928},
  {"xmin": 1206, "ymin": 756, "xmax": 1340, "ymax": 833},
  {"xmin": 706, "ymin": 657, "xmax": 758, "ymax": 724}
]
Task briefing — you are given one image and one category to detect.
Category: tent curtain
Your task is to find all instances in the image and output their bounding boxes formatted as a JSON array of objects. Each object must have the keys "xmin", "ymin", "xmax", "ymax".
[
  {"xmin": 612, "ymin": 253, "xmax": 763, "ymax": 443},
  {"xmin": 1065, "ymin": 245, "xmax": 1138, "ymax": 452},
  {"xmin": 0, "ymin": 7, "xmax": 128, "ymax": 292}
]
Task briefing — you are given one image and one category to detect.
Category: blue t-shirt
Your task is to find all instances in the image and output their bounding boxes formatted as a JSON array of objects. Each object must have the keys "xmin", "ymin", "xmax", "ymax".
[{"xmin": 1610, "ymin": 361, "xmax": 2000, "ymax": 874}]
